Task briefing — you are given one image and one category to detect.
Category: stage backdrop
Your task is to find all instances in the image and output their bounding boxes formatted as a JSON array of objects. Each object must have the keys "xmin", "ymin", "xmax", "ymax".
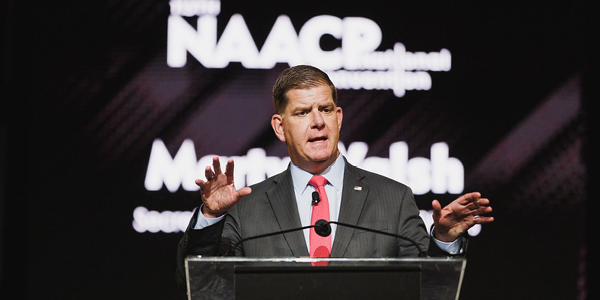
[{"xmin": 1, "ymin": 1, "xmax": 589, "ymax": 299}]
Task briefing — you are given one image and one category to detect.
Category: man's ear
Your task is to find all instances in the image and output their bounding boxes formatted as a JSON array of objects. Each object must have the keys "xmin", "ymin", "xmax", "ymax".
[
  {"xmin": 271, "ymin": 114, "xmax": 286, "ymax": 142},
  {"xmin": 336, "ymin": 106, "xmax": 343, "ymax": 131}
]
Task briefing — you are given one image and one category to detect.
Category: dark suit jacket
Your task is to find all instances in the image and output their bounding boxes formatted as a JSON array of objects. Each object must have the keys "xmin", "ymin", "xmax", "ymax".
[{"xmin": 176, "ymin": 158, "xmax": 462, "ymax": 288}]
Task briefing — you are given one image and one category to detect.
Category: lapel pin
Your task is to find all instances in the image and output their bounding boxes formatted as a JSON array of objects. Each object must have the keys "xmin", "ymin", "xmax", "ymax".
[{"xmin": 354, "ymin": 186, "xmax": 362, "ymax": 191}]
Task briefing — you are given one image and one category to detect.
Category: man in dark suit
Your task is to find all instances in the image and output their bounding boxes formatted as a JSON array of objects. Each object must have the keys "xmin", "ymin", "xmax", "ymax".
[{"xmin": 176, "ymin": 65, "xmax": 493, "ymax": 287}]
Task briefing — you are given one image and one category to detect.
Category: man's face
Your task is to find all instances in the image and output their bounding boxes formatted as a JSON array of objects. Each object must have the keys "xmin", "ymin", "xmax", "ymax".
[{"xmin": 271, "ymin": 84, "xmax": 343, "ymax": 174}]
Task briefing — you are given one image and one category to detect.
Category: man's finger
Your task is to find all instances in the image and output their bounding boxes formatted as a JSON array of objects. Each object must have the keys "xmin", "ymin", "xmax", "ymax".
[
  {"xmin": 432, "ymin": 199, "xmax": 442, "ymax": 220},
  {"xmin": 477, "ymin": 198, "xmax": 491, "ymax": 206},
  {"xmin": 237, "ymin": 187, "xmax": 252, "ymax": 199},
  {"xmin": 212, "ymin": 156, "xmax": 223, "ymax": 175},
  {"xmin": 473, "ymin": 215, "xmax": 494, "ymax": 224},
  {"xmin": 457, "ymin": 192, "xmax": 482, "ymax": 204},
  {"xmin": 204, "ymin": 166, "xmax": 214, "ymax": 181},
  {"xmin": 477, "ymin": 205, "xmax": 493, "ymax": 214},
  {"xmin": 225, "ymin": 159, "xmax": 235, "ymax": 180}
]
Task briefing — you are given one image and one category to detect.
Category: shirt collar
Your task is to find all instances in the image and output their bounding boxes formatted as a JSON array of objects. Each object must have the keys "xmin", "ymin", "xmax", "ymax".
[{"xmin": 290, "ymin": 155, "xmax": 345, "ymax": 195}]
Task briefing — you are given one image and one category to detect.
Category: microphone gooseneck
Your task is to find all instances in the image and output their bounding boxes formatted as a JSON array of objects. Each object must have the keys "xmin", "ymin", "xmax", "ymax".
[
  {"xmin": 322, "ymin": 220, "xmax": 428, "ymax": 257},
  {"xmin": 225, "ymin": 224, "xmax": 317, "ymax": 256},
  {"xmin": 226, "ymin": 219, "xmax": 428, "ymax": 258}
]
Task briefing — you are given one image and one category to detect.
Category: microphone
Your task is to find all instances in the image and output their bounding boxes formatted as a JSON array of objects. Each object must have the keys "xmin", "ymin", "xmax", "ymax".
[
  {"xmin": 314, "ymin": 219, "xmax": 331, "ymax": 237},
  {"xmin": 314, "ymin": 220, "xmax": 428, "ymax": 258},
  {"xmin": 226, "ymin": 219, "xmax": 428, "ymax": 258},
  {"xmin": 311, "ymin": 191, "xmax": 320, "ymax": 205}
]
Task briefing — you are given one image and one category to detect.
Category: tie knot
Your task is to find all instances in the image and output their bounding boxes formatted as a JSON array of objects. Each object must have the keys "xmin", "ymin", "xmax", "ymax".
[{"xmin": 309, "ymin": 175, "xmax": 328, "ymax": 188}]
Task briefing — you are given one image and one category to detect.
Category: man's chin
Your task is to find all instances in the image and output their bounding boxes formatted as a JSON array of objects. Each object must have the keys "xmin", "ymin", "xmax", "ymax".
[{"xmin": 308, "ymin": 150, "xmax": 339, "ymax": 165}]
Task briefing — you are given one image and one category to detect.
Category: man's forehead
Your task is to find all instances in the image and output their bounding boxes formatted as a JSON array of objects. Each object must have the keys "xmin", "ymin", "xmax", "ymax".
[{"xmin": 286, "ymin": 86, "xmax": 334, "ymax": 106}]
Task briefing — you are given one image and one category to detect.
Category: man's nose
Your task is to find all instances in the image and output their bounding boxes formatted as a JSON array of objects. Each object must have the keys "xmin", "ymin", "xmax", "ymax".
[{"xmin": 311, "ymin": 110, "xmax": 325, "ymax": 128}]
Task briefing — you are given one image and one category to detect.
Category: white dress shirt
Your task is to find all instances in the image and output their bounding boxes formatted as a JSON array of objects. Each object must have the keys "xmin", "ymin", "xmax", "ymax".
[{"xmin": 289, "ymin": 154, "xmax": 345, "ymax": 250}]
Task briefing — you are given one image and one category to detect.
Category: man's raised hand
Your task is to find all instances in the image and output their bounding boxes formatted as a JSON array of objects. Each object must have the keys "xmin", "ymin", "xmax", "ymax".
[
  {"xmin": 432, "ymin": 192, "xmax": 494, "ymax": 242},
  {"xmin": 195, "ymin": 156, "xmax": 252, "ymax": 218}
]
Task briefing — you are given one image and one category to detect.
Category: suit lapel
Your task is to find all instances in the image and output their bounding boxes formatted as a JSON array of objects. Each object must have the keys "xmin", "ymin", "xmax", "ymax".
[
  {"xmin": 266, "ymin": 169, "xmax": 310, "ymax": 257},
  {"xmin": 331, "ymin": 161, "xmax": 369, "ymax": 257}
]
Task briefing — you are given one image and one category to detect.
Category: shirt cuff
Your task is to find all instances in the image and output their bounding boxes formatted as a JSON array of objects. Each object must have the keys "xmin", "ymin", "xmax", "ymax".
[
  {"xmin": 430, "ymin": 226, "xmax": 463, "ymax": 255},
  {"xmin": 193, "ymin": 205, "xmax": 226, "ymax": 230}
]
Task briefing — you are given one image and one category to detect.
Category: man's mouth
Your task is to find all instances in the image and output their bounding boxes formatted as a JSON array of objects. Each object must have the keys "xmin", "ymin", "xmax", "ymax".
[{"xmin": 308, "ymin": 137, "xmax": 328, "ymax": 143}]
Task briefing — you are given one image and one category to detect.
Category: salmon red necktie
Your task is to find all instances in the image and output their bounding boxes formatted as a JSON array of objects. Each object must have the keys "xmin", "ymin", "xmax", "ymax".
[{"xmin": 308, "ymin": 175, "xmax": 331, "ymax": 258}]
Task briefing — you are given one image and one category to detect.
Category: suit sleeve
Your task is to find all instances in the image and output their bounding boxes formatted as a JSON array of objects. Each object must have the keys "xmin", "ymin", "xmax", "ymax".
[
  {"xmin": 175, "ymin": 208, "xmax": 226, "ymax": 292},
  {"xmin": 395, "ymin": 186, "xmax": 431, "ymax": 257}
]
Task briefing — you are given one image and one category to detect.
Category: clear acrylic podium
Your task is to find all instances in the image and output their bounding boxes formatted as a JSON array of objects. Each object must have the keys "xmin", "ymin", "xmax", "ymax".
[{"xmin": 185, "ymin": 256, "xmax": 466, "ymax": 300}]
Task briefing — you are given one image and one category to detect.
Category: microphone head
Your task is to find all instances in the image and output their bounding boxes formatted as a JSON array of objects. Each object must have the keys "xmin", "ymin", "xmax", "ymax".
[
  {"xmin": 312, "ymin": 191, "xmax": 320, "ymax": 205},
  {"xmin": 314, "ymin": 219, "xmax": 331, "ymax": 237}
]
